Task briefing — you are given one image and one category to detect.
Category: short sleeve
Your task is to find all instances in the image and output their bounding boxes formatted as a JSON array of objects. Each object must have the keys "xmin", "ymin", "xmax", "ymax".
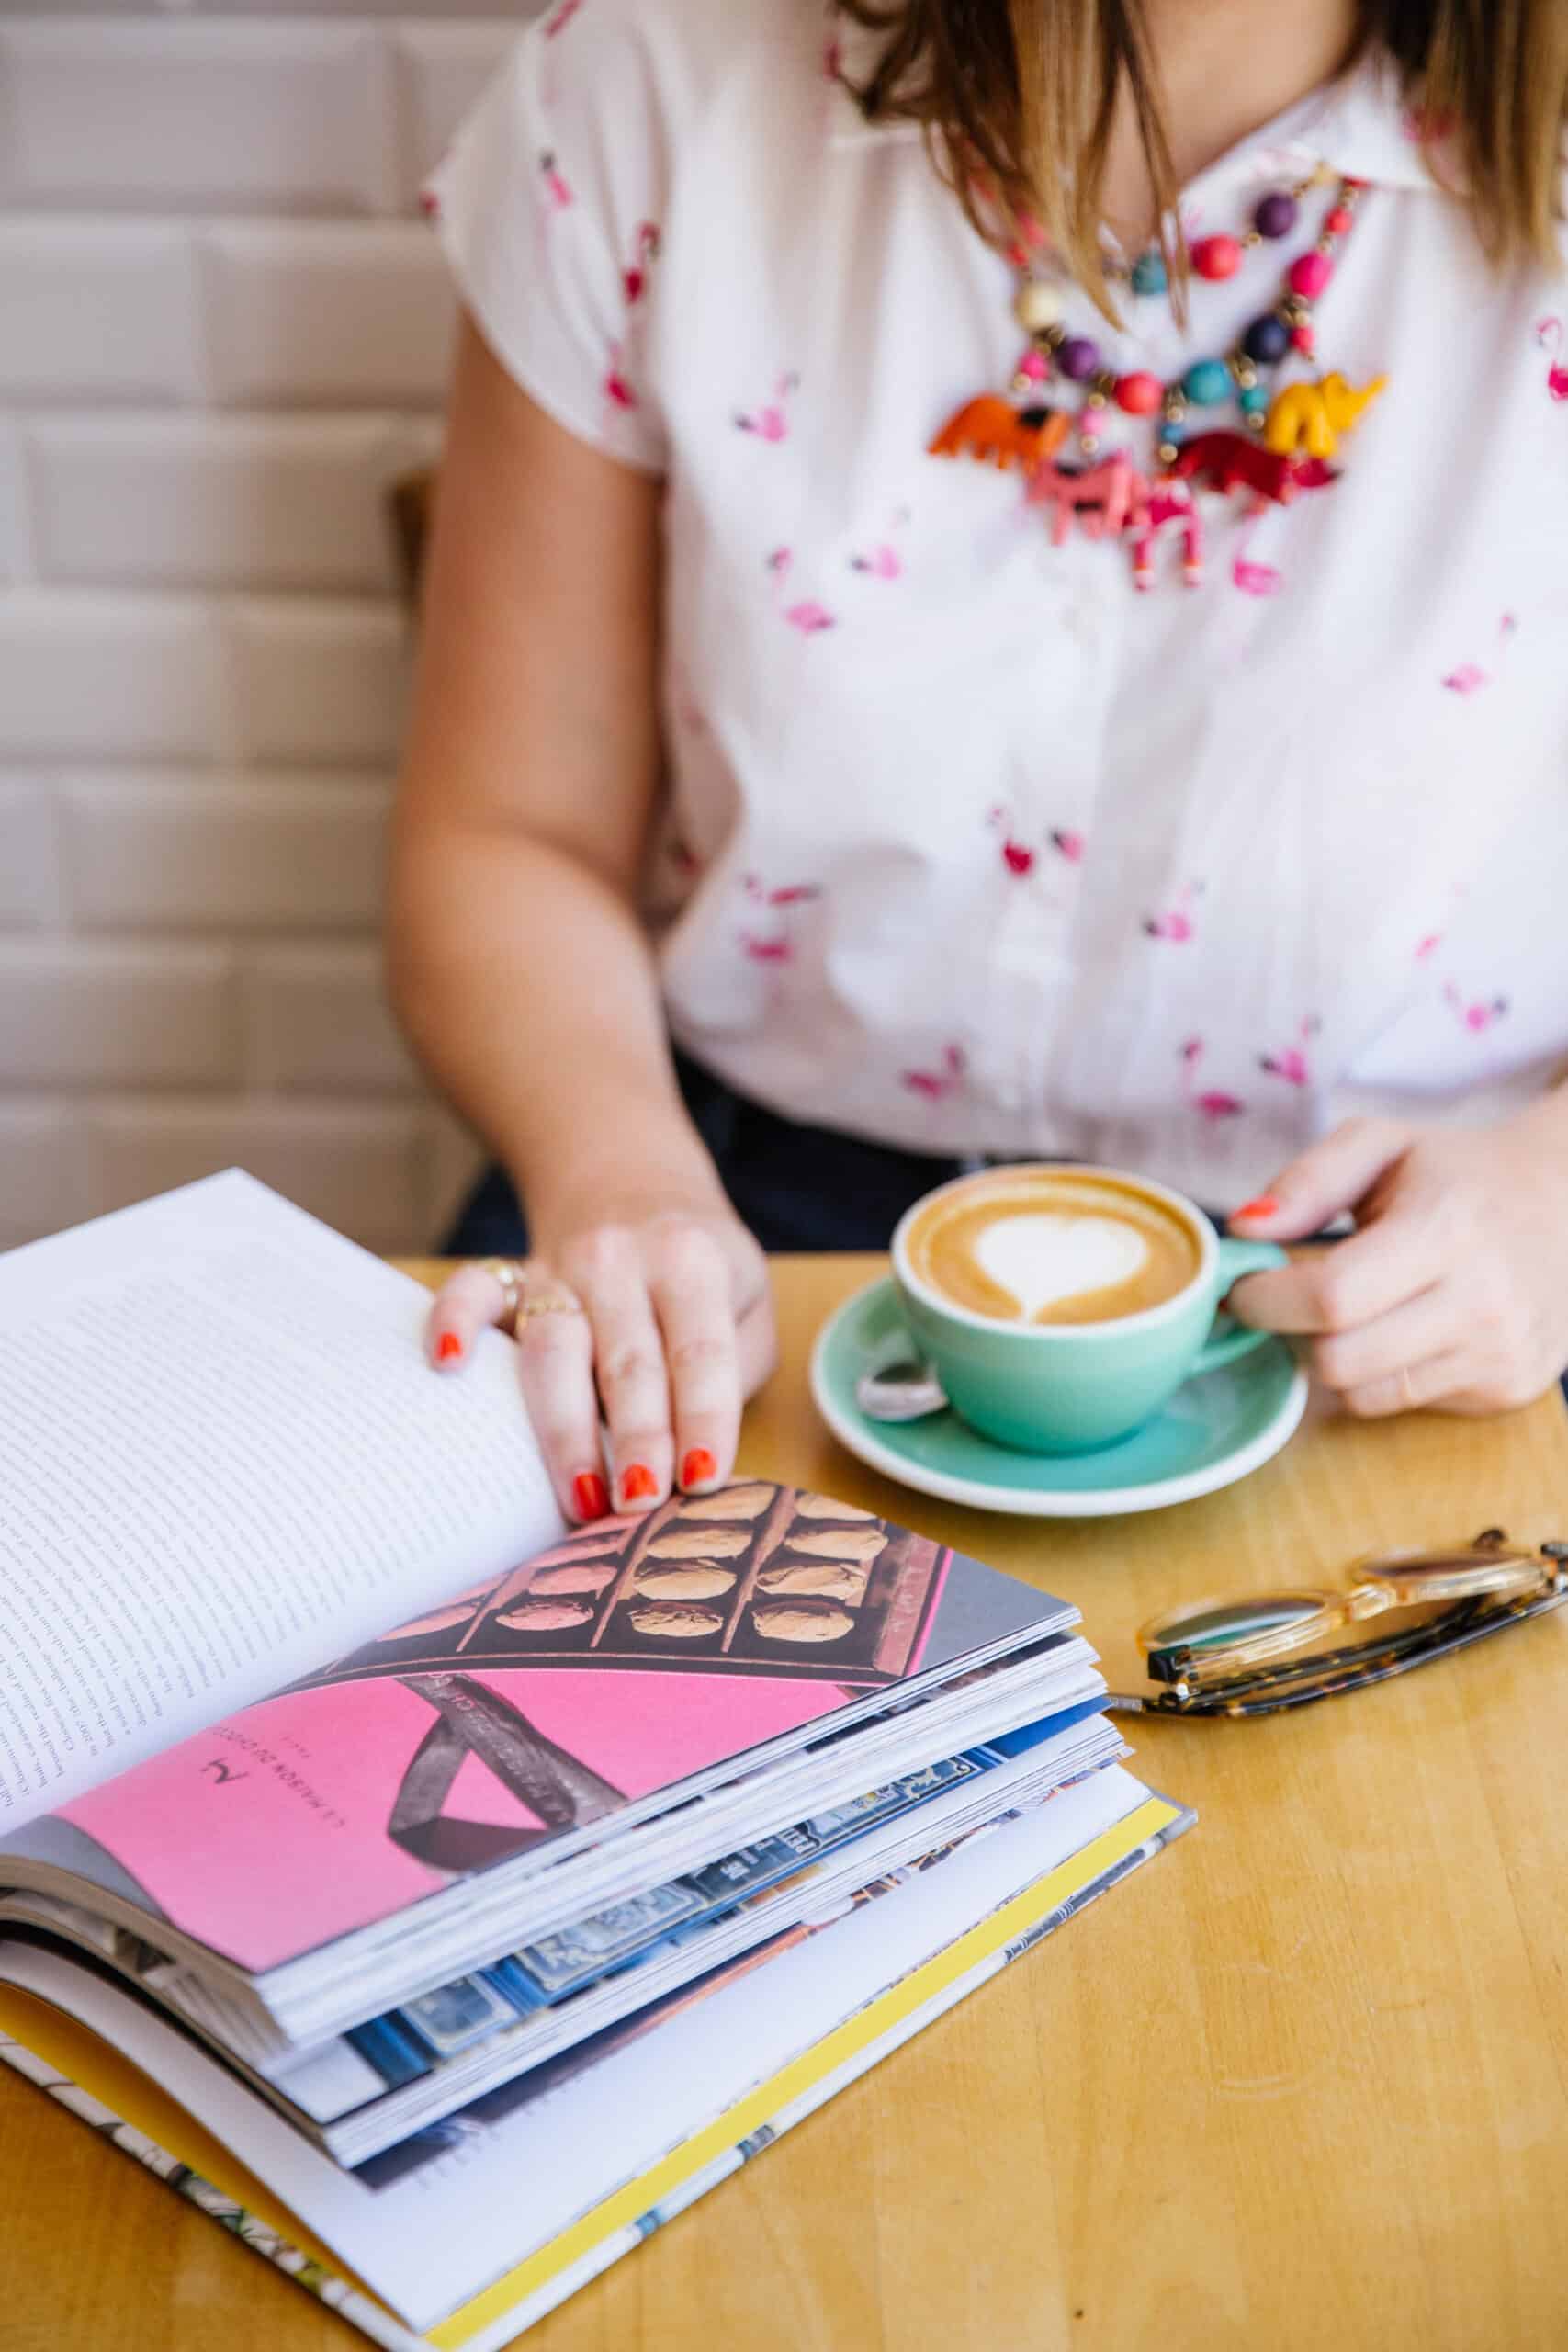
[{"xmin": 425, "ymin": 14, "xmax": 670, "ymax": 475}]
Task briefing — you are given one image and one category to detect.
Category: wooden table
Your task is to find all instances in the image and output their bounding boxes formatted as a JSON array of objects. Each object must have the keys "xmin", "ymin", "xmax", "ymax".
[{"xmin": 8, "ymin": 1253, "xmax": 1568, "ymax": 2352}]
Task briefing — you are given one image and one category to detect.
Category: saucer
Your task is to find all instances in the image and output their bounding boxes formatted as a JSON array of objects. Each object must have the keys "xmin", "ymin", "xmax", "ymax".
[{"xmin": 809, "ymin": 1276, "xmax": 1308, "ymax": 1518}]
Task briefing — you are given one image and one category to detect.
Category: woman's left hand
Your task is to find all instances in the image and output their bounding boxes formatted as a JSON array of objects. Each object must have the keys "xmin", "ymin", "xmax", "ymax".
[{"xmin": 1224, "ymin": 1103, "xmax": 1568, "ymax": 1418}]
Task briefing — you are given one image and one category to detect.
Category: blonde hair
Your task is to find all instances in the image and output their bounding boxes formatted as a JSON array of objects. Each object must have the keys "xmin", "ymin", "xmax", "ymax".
[{"xmin": 840, "ymin": 1, "xmax": 1567, "ymax": 316}]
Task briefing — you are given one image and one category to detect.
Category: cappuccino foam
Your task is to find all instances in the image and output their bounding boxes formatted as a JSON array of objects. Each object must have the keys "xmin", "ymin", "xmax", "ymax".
[{"xmin": 904, "ymin": 1170, "xmax": 1201, "ymax": 1327}]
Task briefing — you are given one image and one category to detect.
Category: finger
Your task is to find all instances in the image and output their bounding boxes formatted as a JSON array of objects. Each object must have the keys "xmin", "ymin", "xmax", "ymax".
[
  {"xmin": 511, "ymin": 1291, "xmax": 611, "ymax": 1523},
  {"xmin": 1310, "ymin": 1279, "xmax": 1454, "ymax": 1395},
  {"xmin": 1431, "ymin": 1376, "xmax": 1555, "ymax": 1419},
  {"xmin": 737, "ymin": 1290, "xmax": 780, "ymax": 1399},
  {"xmin": 1229, "ymin": 1116, "xmax": 1414, "ymax": 1241},
  {"xmin": 1340, "ymin": 1350, "xmax": 1471, "ymax": 1419},
  {"xmin": 1229, "ymin": 1213, "xmax": 1447, "ymax": 1339},
  {"xmin": 647, "ymin": 1230, "xmax": 743, "ymax": 1494},
  {"xmin": 425, "ymin": 1262, "xmax": 513, "ymax": 1372},
  {"xmin": 570, "ymin": 1231, "xmax": 674, "ymax": 1512}
]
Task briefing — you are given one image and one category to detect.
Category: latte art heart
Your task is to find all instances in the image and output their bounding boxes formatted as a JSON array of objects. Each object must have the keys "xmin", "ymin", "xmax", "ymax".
[{"xmin": 971, "ymin": 1213, "xmax": 1149, "ymax": 1321}]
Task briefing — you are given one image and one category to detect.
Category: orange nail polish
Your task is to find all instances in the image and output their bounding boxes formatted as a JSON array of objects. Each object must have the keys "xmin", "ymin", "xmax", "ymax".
[
  {"xmin": 573, "ymin": 1471, "xmax": 610, "ymax": 1521},
  {"xmin": 1235, "ymin": 1195, "xmax": 1280, "ymax": 1221},
  {"xmin": 435, "ymin": 1330, "xmax": 463, "ymax": 1363},
  {"xmin": 682, "ymin": 1448, "xmax": 717, "ymax": 1490},
  {"xmin": 621, "ymin": 1463, "xmax": 658, "ymax": 1502}
]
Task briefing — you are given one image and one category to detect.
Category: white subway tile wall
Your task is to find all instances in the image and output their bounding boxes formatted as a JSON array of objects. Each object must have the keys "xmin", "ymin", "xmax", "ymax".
[
  {"xmin": 0, "ymin": 3, "xmax": 534, "ymax": 1250},
  {"xmin": 0, "ymin": 1100, "xmax": 88, "ymax": 1253}
]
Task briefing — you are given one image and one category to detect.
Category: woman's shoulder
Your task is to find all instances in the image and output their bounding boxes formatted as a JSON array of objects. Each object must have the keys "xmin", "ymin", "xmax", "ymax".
[{"xmin": 525, "ymin": 0, "xmax": 827, "ymax": 123}]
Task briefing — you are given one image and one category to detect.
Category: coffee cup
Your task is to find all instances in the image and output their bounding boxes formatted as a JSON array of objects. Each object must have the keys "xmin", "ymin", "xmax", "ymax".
[{"xmin": 890, "ymin": 1163, "xmax": 1286, "ymax": 1455}]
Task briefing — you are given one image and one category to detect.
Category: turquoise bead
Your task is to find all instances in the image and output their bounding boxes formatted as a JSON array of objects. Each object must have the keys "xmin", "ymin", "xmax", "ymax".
[
  {"xmin": 1182, "ymin": 357, "xmax": 1233, "ymax": 406},
  {"xmin": 1238, "ymin": 384, "xmax": 1269, "ymax": 415},
  {"xmin": 1130, "ymin": 249, "xmax": 1168, "ymax": 296}
]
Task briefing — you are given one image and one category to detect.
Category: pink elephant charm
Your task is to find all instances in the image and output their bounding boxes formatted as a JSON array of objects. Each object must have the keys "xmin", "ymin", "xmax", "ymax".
[
  {"xmin": 1027, "ymin": 452, "xmax": 1149, "ymax": 547},
  {"xmin": 1131, "ymin": 487, "xmax": 1203, "ymax": 590}
]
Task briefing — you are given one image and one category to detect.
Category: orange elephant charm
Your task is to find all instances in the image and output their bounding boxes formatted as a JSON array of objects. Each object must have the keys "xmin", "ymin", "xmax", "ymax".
[{"xmin": 928, "ymin": 396, "xmax": 1071, "ymax": 473}]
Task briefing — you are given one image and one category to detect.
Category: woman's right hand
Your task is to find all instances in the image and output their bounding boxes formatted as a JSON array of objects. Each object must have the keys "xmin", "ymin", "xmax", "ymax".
[{"xmin": 424, "ymin": 1208, "xmax": 775, "ymax": 1523}]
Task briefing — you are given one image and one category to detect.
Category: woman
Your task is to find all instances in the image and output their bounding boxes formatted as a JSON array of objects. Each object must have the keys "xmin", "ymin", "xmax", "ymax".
[{"xmin": 388, "ymin": 0, "xmax": 1568, "ymax": 1525}]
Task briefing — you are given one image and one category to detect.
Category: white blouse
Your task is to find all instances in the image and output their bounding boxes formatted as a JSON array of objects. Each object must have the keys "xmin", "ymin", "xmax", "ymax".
[{"xmin": 429, "ymin": 0, "xmax": 1568, "ymax": 1212}]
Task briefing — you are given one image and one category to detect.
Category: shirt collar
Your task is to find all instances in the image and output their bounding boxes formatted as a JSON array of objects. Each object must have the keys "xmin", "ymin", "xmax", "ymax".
[
  {"xmin": 829, "ymin": 30, "xmax": 1443, "ymax": 198},
  {"xmin": 1189, "ymin": 51, "xmax": 1442, "ymax": 198}
]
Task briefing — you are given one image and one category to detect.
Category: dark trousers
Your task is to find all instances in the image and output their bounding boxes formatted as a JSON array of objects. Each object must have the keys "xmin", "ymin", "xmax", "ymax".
[{"xmin": 444, "ymin": 1050, "xmax": 971, "ymax": 1257}]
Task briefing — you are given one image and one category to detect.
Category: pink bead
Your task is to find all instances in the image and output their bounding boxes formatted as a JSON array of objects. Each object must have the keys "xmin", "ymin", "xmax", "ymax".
[
  {"xmin": 1115, "ymin": 370, "xmax": 1164, "ymax": 415},
  {"xmin": 1019, "ymin": 348, "xmax": 1049, "ymax": 381},
  {"xmin": 1288, "ymin": 252, "xmax": 1333, "ymax": 299},
  {"xmin": 1291, "ymin": 323, "xmax": 1316, "ymax": 355},
  {"xmin": 1324, "ymin": 205, "xmax": 1352, "ymax": 236},
  {"xmin": 1191, "ymin": 234, "xmax": 1243, "ymax": 282}
]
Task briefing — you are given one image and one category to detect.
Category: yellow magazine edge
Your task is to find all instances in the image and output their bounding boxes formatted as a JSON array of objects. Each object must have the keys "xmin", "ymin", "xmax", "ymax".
[{"xmin": 0, "ymin": 1792, "xmax": 1183, "ymax": 2348}]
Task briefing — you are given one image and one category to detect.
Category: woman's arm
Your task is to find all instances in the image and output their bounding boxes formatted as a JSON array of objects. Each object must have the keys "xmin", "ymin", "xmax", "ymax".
[{"xmin": 387, "ymin": 314, "xmax": 773, "ymax": 1520}]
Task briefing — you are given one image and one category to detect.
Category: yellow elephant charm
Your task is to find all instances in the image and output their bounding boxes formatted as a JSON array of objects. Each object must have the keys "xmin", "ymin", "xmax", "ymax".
[{"xmin": 1264, "ymin": 371, "xmax": 1388, "ymax": 460}]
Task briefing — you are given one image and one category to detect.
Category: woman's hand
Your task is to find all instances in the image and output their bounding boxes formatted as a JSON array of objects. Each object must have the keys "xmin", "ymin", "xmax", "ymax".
[
  {"xmin": 1225, "ymin": 1102, "xmax": 1568, "ymax": 1419},
  {"xmin": 425, "ymin": 1207, "xmax": 775, "ymax": 1521}
]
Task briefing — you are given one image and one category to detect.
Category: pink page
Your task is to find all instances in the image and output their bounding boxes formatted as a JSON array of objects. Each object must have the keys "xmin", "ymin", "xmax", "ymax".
[
  {"xmin": 60, "ymin": 1485, "xmax": 976, "ymax": 1974},
  {"xmin": 64, "ymin": 1667, "xmax": 840, "ymax": 1973}
]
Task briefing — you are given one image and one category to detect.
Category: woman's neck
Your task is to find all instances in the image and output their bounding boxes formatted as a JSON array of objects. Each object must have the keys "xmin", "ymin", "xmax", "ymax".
[{"xmin": 1100, "ymin": 0, "xmax": 1361, "ymax": 246}]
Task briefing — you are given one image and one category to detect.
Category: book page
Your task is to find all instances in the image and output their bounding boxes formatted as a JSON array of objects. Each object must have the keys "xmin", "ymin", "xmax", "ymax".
[{"xmin": 0, "ymin": 1172, "xmax": 562, "ymax": 1835}]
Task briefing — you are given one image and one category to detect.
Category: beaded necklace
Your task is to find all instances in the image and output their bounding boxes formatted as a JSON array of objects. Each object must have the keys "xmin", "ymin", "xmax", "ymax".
[{"xmin": 930, "ymin": 166, "xmax": 1389, "ymax": 590}]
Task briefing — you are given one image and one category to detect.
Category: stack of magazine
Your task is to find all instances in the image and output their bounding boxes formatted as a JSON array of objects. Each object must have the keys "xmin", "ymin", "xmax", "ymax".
[{"xmin": 0, "ymin": 1172, "xmax": 1192, "ymax": 2350}]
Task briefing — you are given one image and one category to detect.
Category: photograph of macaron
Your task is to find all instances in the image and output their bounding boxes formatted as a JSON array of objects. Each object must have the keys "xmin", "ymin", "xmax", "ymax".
[
  {"xmin": 493, "ymin": 1598, "xmax": 596, "ymax": 1633},
  {"xmin": 751, "ymin": 1600, "xmax": 856, "ymax": 1644},
  {"xmin": 532, "ymin": 1559, "xmax": 622, "ymax": 1597},
  {"xmin": 626, "ymin": 1601, "xmax": 726, "ymax": 1640},
  {"xmin": 316, "ymin": 1481, "xmax": 950, "ymax": 1682},
  {"xmin": 632, "ymin": 1561, "xmax": 739, "ymax": 1601},
  {"xmin": 785, "ymin": 1526, "xmax": 887, "ymax": 1565},
  {"xmin": 755, "ymin": 1559, "xmax": 869, "ymax": 1604},
  {"xmin": 677, "ymin": 1483, "xmax": 774, "ymax": 1521},
  {"xmin": 643, "ymin": 1527, "xmax": 753, "ymax": 1559},
  {"xmin": 793, "ymin": 1493, "xmax": 878, "ymax": 1521}
]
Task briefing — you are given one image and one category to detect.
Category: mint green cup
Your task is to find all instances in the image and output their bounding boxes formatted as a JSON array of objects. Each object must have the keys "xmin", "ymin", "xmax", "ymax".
[{"xmin": 890, "ymin": 1165, "xmax": 1286, "ymax": 1456}]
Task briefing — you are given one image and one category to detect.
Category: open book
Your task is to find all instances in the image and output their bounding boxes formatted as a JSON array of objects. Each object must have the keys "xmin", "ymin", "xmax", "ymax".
[{"xmin": 0, "ymin": 1173, "xmax": 1192, "ymax": 2346}]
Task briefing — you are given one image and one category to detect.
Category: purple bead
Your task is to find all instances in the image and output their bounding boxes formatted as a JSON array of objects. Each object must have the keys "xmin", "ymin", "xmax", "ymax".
[
  {"xmin": 1242, "ymin": 312, "xmax": 1291, "ymax": 364},
  {"xmin": 1058, "ymin": 335, "xmax": 1102, "ymax": 382},
  {"xmin": 1254, "ymin": 191, "xmax": 1299, "ymax": 240}
]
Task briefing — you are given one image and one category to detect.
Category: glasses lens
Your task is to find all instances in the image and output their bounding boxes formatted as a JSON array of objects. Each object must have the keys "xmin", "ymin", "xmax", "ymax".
[
  {"xmin": 1358, "ymin": 1543, "xmax": 1542, "ymax": 1605},
  {"xmin": 1142, "ymin": 1590, "xmax": 1332, "ymax": 1656}
]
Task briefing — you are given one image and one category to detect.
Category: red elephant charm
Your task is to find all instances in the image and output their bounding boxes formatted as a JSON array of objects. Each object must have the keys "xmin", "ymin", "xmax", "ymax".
[{"xmin": 1168, "ymin": 432, "xmax": 1340, "ymax": 505}]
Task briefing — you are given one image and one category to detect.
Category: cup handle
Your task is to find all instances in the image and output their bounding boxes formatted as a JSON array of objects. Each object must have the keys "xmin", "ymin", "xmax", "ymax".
[{"xmin": 1191, "ymin": 1238, "xmax": 1291, "ymax": 1374}]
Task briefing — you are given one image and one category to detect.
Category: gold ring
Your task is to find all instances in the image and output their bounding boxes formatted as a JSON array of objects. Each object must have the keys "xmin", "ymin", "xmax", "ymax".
[
  {"xmin": 516, "ymin": 1291, "xmax": 586, "ymax": 1326},
  {"xmin": 477, "ymin": 1258, "xmax": 584, "ymax": 1336},
  {"xmin": 477, "ymin": 1256, "xmax": 527, "ymax": 1333}
]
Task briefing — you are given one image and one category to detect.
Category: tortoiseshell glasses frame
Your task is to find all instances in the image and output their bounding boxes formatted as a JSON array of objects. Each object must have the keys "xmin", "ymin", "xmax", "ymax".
[{"xmin": 1105, "ymin": 1530, "xmax": 1568, "ymax": 1719}]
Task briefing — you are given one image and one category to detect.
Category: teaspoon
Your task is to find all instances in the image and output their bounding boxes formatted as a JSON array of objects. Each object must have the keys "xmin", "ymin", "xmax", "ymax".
[{"xmin": 854, "ymin": 1356, "xmax": 949, "ymax": 1422}]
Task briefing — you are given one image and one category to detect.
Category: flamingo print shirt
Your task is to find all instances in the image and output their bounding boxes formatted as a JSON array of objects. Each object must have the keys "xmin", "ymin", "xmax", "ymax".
[{"xmin": 428, "ymin": 0, "xmax": 1568, "ymax": 1213}]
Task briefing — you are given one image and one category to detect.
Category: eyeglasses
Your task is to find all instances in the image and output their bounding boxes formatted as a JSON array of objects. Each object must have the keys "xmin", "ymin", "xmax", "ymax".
[{"xmin": 1105, "ymin": 1530, "xmax": 1568, "ymax": 1718}]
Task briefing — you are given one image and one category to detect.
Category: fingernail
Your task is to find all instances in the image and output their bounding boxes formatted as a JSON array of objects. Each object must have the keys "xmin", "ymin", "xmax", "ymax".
[
  {"xmin": 435, "ymin": 1330, "xmax": 463, "ymax": 1364},
  {"xmin": 681, "ymin": 1448, "xmax": 718, "ymax": 1491},
  {"xmin": 573, "ymin": 1470, "xmax": 610, "ymax": 1521},
  {"xmin": 1235, "ymin": 1195, "xmax": 1280, "ymax": 1222},
  {"xmin": 621, "ymin": 1463, "xmax": 659, "ymax": 1503}
]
